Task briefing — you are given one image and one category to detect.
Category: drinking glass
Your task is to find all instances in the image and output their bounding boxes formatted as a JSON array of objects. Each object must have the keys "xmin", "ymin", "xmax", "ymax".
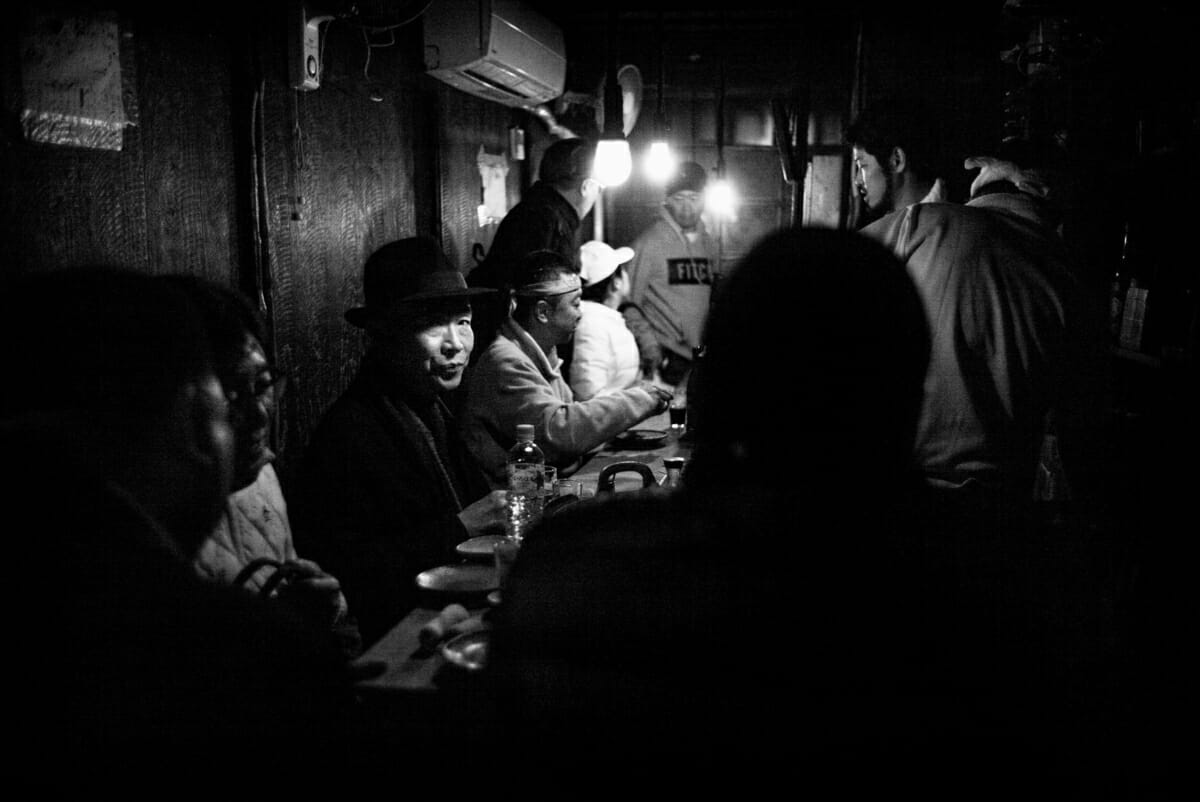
[
  {"xmin": 668, "ymin": 400, "xmax": 687, "ymax": 432},
  {"xmin": 493, "ymin": 537, "xmax": 520, "ymax": 590},
  {"xmin": 556, "ymin": 479, "xmax": 583, "ymax": 498}
]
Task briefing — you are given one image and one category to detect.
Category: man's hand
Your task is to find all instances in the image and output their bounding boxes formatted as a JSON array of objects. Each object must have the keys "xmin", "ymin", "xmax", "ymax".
[
  {"xmin": 639, "ymin": 382, "xmax": 673, "ymax": 414},
  {"xmin": 273, "ymin": 558, "xmax": 350, "ymax": 628},
  {"xmin": 458, "ymin": 489, "xmax": 509, "ymax": 537},
  {"xmin": 964, "ymin": 155, "xmax": 1051, "ymax": 200}
]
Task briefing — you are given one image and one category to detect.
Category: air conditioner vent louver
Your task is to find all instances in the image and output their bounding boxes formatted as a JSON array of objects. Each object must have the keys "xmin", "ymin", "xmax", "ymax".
[{"xmin": 423, "ymin": 0, "xmax": 565, "ymax": 109}]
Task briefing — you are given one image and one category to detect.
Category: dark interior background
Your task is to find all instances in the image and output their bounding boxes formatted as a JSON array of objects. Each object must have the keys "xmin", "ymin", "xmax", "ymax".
[{"xmin": 3, "ymin": 1, "xmax": 1194, "ymax": 488}]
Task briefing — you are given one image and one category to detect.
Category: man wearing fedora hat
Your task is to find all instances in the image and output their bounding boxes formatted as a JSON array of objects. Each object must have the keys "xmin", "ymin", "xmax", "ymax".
[
  {"xmin": 626, "ymin": 160, "xmax": 720, "ymax": 387},
  {"xmin": 462, "ymin": 249, "xmax": 672, "ymax": 485},
  {"xmin": 292, "ymin": 237, "xmax": 509, "ymax": 645}
]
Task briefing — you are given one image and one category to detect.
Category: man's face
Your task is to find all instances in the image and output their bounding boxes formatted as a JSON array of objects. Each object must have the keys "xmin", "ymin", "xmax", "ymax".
[
  {"xmin": 612, "ymin": 268, "xmax": 630, "ymax": 304},
  {"xmin": 178, "ymin": 372, "xmax": 236, "ymax": 552},
  {"xmin": 852, "ymin": 146, "xmax": 894, "ymax": 214},
  {"xmin": 664, "ymin": 190, "xmax": 704, "ymax": 231},
  {"xmin": 221, "ymin": 334, "xmax": 277, "ymax": 489},
  {"xmin": 579, "ymin": 177, "xmax": 602, "ymax": 219},
  {"xmin": 542, "ymin": 289, "xmax": 582, "ymax": 345},
  {"xmin": 379, "ymin": 301, "xmax": 475, "ymax": 399}
]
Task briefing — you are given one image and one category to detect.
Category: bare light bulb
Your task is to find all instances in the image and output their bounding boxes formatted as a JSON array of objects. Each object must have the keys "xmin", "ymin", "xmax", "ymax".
[
  {"xmin": 706, "ymin": 177, "xmax": 738, "ymax": 221},
  {"xmin": 593, "ymin": 139, "xmax": 633, "ymax": 187},
  {"xmin": 644, "ymin": 141, "xmax": 677, "ymax": 185}
]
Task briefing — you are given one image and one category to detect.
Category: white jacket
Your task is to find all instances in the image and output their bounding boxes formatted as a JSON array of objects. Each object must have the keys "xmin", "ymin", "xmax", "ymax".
[{"xmin": 570, "ymin": 300, "xmax": 641, "ymax": 400}]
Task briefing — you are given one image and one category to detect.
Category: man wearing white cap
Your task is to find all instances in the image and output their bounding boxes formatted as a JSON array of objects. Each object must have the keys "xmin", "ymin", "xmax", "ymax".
[
  {"xmin": 462, "ymin": 249, "xmax": 672, "ymax": 484},
  {"xmin": 571, "ymin": 240, "xmax": 641, "ymax": 401}
]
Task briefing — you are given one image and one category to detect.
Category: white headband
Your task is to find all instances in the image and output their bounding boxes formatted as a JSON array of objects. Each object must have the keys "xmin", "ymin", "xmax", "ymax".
[{"xmin": 513, "ymin": 273, "xmax": 582, "ymax": 297}]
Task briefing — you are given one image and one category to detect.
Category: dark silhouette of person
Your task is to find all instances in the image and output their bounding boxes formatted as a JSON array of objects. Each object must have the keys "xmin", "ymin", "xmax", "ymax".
[
  {"xmin": 1, "ymin": 268, "xmax": 356, "ymax": 795},
  {"xmin": 482, "ymin": 227, "xmax": 1084, "ymax": 794}
]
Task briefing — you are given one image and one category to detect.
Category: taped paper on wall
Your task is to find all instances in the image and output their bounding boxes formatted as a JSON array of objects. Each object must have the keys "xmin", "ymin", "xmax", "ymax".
[
  {"xmin": 20, "ymin": 10, "xmax": 130, "ymax": 151},
  {"xmin": 477, "ymin": 146, "xmax": 509, "ymax": 227}
]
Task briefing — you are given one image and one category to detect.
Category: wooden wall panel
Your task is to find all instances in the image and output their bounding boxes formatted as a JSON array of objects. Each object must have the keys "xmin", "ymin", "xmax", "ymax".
[
  {"xmin": 137, "ymin": 21, "xmax": 240, "ymax": 283},
  {"xmin": 260, "ymin": 37, "xmax": 421, "ymax": 480}
]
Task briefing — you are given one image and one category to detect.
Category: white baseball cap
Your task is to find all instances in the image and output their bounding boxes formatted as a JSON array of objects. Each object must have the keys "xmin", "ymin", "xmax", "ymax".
[{"xmin": 579, "ymin": 240, "xmax": 635, "ymax": 286}]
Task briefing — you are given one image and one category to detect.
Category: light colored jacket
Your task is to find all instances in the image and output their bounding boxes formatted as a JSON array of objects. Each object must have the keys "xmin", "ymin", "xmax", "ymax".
[
  {"xmin": 463, "ymin": 318, "xmax": 660, "ymax": 483},
  {"xmin": 626, "ymin": 209, "xmax": 719, "ymax": 360},
  {"xmin": 861, "ymin": 191, "xmax": 1070, "ymax": 493},
  {"xmin": 570, "ymin": 300, "xmax": 641, "ymax": 400},
  {"xmin": 194, "ymin": 464, "xmax": 296, "ymax": 591}
]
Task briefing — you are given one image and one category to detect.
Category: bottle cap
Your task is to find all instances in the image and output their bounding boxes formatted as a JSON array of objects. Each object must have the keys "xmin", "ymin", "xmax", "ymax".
[{"xmin": 516, "ymin": 424, "xmax": 534, "ymax": 442}]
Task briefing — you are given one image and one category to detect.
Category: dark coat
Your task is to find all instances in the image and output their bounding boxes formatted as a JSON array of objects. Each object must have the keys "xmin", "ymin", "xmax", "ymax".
[
  {"xmin": 470, "ymin": 180, "xmax": 582, "ymax": 289},
  {"xmin": 484, "ymin": 485, "xmax": 1080, "ymax": 792},
  {"xmin": 7, "ymin": 432, "xmax": 354, "ymax": 795},
  {"xmin": 292, "ymin": 359, "xmax": 492, "ymax": 645}
]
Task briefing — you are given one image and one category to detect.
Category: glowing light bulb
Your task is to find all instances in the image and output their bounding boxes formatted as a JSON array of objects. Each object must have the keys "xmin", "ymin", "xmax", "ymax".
[
  {"xmin": 593, "ymin": 139, "xmax": 633, "ymax": 187},
  {"xmin": 644, "ymin": 141, "xmax": 677, "ymax": 185},
  {"xmin": 706, "ymin": 176, "xmax": 738, "ymax": 221}
]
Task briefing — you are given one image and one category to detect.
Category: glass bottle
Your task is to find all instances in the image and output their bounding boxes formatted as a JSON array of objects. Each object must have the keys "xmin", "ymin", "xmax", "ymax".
[
  {"xmin": 1109, "ymin": 222, "xmax": 1131, "ymax": 343},
  {"xmin": 1117, "ymin": 219, "xmax": 1153, "ymax": 353},
  {"xmin": 505, "ymin": 424, "xmax": 545, "ymax": 542}
]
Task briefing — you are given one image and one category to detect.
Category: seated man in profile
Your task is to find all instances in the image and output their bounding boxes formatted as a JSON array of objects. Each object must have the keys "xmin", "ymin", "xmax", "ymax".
[
  {"xmin": 461, "ymin": 249, "xmax": 672, "ymax": 484},
  {"xmin": 162, "ymin": 275, "xmax": 361, "ymax": 658},
  {"xmin": 2, "ymin": 268, "xmax": 354, "ymax": 793},
  {"xmin": 292, "ymin": 237, "xmax": 509, "ymax": 646}
]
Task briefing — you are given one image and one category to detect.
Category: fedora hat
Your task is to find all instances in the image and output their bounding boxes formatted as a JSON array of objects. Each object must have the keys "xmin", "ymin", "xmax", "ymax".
[{"xmin": 344, "ymin": 236, "xmax": 494, "ymax": 328}]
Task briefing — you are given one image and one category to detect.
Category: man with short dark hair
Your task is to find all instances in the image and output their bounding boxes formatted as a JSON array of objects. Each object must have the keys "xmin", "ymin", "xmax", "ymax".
[
  {"xmin": 847, "ymin": 98, "xmax": 948, "ymax": 220},
  {"xmin": 856, "ymin": 130, "xmax": 1074, "ymax": 531},
  {"xmin": 468, "ymin": 137, "xmax": 601, "ymax": 355},
  {"xmin": 462, "ymin": 249, "xmax": 671, "ymax": 484},
  {"xmin": 293, "ymin": 237, "xmax": 508, "ymax": 645},
  {"xmin": 625, "ymin": 160, "xmax": 720, "ymax": 386},
  {"xmin": 163, "ymin": 275, "xmax": 360, "ymax": 657}
]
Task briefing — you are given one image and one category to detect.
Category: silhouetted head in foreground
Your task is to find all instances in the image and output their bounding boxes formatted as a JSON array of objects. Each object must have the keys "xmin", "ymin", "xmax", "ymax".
[
  {"xmin": 0, "ymin": 267, "xmax": 233, "ymax": 554},
  {"xmin": 686, "ymin": 227, "xmax": 930, "ymax": 500}
]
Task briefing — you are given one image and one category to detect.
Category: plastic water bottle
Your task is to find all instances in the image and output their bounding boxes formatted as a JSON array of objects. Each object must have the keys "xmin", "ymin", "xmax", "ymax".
[{"xmin": 505, "ymin": 424, "xmax": 545, "ymax": 542}]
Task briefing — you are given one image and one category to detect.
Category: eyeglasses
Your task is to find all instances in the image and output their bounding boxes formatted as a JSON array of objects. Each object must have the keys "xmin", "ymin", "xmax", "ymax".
[{"xmin": 224, "ymin": 368, "xmax": 287, "ymax": 412}]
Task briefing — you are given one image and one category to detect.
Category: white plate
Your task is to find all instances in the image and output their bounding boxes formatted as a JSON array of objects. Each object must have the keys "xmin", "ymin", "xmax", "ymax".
[
  {"xmin": 441, "ymin": 630, "xmax": 490, "ymax": 672},
  {"xmin": 612, "ymin": 428, "xmax": 668, "ymax": 449},
  {"xmin": 414, "ymin": 564, "xmax": 497, "ymax": 594},
  {"xmin": 455, "ymin": 534, "xmax": 507, "ymax": 560}
]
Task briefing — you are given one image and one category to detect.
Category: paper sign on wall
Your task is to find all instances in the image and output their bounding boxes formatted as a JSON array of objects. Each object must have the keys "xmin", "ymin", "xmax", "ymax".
[
  {"xmin": 477, "ymin": 146, "xmax": 509, "ymax": 227},
  {"xmin": 19, "ymin": 10, "xmax": 130, "ymax": 151}
]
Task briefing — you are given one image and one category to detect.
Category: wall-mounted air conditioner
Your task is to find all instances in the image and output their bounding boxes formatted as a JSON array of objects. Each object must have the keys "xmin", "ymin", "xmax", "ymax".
[{"xmin": 423, "ymin": 0, "xmax": 566, "ymax": 109}]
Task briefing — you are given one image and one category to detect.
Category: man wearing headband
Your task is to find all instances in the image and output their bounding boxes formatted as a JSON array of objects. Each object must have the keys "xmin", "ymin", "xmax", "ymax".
[
  {"xmin": 626, "ymin": 160, "xmax": 720, "ymax": 387},
  {"xmin": 462, "ymin": 250, "xmax": 672, "ymax": 484}
]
